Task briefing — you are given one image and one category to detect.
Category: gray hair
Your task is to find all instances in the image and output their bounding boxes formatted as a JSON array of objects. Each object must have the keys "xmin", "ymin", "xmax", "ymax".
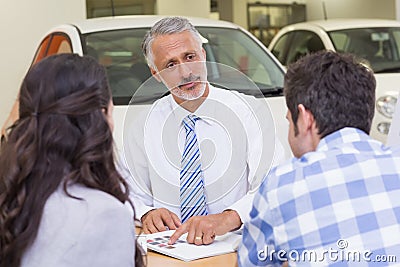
[{"xmin": 142, "ymin": 17, "xmax": 203, "ymax": 69}]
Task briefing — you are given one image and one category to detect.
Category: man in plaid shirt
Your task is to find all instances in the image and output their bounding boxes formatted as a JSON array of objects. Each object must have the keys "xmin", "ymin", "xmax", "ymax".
[{"xmin": 238, "ymin": 51, "xmax": 400, "ymax": 266}]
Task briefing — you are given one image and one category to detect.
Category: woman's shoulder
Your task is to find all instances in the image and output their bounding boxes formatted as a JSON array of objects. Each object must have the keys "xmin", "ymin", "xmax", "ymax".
[
  {"xmin": 65, "ymin": 184, "xmax": 126, "ymax": 206},
  {"xmin": 53, "ymin": 184, "xmax": 133, "ymax": 221}
]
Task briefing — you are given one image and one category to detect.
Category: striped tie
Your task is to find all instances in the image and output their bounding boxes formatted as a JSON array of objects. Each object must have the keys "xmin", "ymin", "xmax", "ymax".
[{"xmin": 180, "ymin": 114, "xmax": 208, "ymax": 222}]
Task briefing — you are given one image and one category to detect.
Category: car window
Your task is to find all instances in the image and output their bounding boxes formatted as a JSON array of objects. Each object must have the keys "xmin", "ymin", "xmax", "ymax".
[
  {"xmin": 285, "ymin": 31, "xmax": 324, "ymax": 65},
  {"xmin": 198, "ymin": 27, "xmax": 283, "ymax": 91},
  {"xmin": 392, "ymin": 30, "xmax": 400, "ymax": 59},
  {"xmin": 83, "ymin": 28, "xmax": 150, "ymax": 105},
  {"xmin": 329, "ymin": 32, "xmax": 348, "ymax": 52},
  {"xmin": 328, "ymin": 27, "xmax": 400, "ymax": 73},
  {"xmin": 270, "ymin": 32, "xmax": 291, "ymax": 63},
  {"xmin": 32, "ymin": 33, "xmax": 72, "ymax": 64},
  {"xmin": 33, "ymin": 35, "xmax": 51, "ymax": 64},
  {"xmin": 83, "ymin": 27, "xmax": 284, "ymax": 105}
]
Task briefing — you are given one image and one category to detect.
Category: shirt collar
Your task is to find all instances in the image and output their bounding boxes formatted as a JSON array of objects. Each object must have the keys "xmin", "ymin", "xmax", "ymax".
[
  {"xmin": 167, "ymin": 82, "xmax": 216, "ymax": 126},
  {"xmin": 316, "ymin": 127, "xmax": 373, "ymax": 152}
]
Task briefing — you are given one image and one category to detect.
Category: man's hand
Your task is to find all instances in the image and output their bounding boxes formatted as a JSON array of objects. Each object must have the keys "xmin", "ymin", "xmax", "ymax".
[
  {"xmin": 141, "ymin": 208, "xmax": 181, "ymax": 233},
  {"xmin": 168, "ymin": 210, "xmax": 242, "ymax": 245}
]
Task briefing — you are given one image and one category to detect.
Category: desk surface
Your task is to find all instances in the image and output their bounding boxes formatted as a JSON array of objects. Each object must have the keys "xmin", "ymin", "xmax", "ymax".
[{"xmin": 146, "ymin": 250, "xmax": 238, "ymax": 267}]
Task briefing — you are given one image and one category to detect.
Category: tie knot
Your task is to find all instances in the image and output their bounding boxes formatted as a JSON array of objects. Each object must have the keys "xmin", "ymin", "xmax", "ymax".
[{"xmin": 183, "ymin": 114, "xmax": 199, "ymax": 131}]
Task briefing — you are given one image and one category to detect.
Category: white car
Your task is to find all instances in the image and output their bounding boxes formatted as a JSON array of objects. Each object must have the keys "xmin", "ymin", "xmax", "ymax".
[
  {"xmin": 24, "ymin": 15, "xmax": 291, "ymax": 157},
  {"xmin": 269, "ymin": 19, "xmax": 400, "ymax": 144}
]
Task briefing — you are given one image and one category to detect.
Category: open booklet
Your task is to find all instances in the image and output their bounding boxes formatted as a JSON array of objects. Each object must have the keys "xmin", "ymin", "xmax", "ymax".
[{"xmin": 138, "ymin": 229, "xmax": 242, "ymax": 262}]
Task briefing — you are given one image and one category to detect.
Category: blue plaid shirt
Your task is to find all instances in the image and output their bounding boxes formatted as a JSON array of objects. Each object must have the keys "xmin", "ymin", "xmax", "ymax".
[{"xmin": 238, "ymin": 128, "xmax": 400, "ymax": 266}]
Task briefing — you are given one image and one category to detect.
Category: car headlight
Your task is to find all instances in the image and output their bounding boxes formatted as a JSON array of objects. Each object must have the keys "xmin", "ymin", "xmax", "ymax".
[
  {"xmin": 377, "ymin": 122, "xmax": 391, "ymax": 135},
  {"xmin": 376, "ymin": 95, "xmax": 397, "ymax": 118}
]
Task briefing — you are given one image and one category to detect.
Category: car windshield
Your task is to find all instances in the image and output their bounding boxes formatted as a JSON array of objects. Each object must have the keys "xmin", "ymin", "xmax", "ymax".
[
  {"xmin": 83, "ymin": 27, "xmax": 284, "ymax": 105},
  {"xmin": 328, "ymin": 27, "xmax": 400, "ymax": 73}
]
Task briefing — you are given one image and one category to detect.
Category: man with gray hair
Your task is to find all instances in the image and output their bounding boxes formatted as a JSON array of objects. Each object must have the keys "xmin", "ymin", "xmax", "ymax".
[{"xmin": 124, "ymin": 16, "xmax": 284, "ymax": 245}]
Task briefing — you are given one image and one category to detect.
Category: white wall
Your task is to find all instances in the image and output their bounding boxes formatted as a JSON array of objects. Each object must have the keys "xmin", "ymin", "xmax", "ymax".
[
  {"xmin": 156, "ymin": 0, "xmax": 210, "ymax": 18},
  {"xmin": 0, "ymin": 0, "xmax": 86, "ymax": 128},
  {"xmin": 229, "ymin": 0, "xmax": 307, "ymax": 29},
  {"xmin": 232, "ymin": 0, "xmax": 247, "ymax": 29},
  {"xmin": 396, "ymin": 0, "xmax": 400, "ymax": 20},
  {"xmin": 306, "ymin": 0, "xmax": 396, "ymax": 21}
]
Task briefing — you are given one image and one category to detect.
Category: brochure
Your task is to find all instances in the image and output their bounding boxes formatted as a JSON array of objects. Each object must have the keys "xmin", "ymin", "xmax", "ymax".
[{"xmin": 140, "ymin": 229, "xmax": 242, "ymax": 262}]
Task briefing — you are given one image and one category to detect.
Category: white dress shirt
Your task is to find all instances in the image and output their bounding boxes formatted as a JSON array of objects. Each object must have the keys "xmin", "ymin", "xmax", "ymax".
[
  {"xmin": 123, "ymin": 85, "xmax": 285, "ymax": 223},
  {"xmin": 21, "ymin": 184, "xmax": 136, "ymax": 267}
]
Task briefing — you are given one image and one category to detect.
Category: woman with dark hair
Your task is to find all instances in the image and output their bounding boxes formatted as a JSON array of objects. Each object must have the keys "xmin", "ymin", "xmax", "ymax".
[{"xmin": 0, "ymin": 54, "xmax": 144, "ymax": 267}]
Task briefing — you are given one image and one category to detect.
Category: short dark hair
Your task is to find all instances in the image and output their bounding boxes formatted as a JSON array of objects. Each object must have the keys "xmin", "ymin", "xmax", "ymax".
[{"xmin": 284, "ymin": 50, "xmax": 376, "ymax": 137}]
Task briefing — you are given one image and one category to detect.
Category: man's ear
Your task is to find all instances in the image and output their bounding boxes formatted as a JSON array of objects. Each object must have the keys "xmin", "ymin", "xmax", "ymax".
[
  {"xmin": 201, "ymin": 47, "xmax": 206, "ymax": 59},
  {"xmin": 150, "ymin": 67, "xmax": 162, "ymax": 82},
  {"xmin": 297, "ymin": 104, "xmax": 315, "ymax": 134}
]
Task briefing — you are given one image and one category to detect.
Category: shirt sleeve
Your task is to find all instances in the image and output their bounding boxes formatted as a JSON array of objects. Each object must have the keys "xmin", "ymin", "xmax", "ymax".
[
  {"xmin": 119, "ymin": 111, "xmax": 156, "ymax": 220},
  {"xmin": 118, "ymin": 156, "xmax": 155, "ymax": 220},
  {"xmin": 246, "ymin": 93, "xmax": 287, "ymax": 191},
  {"xmin": 238, "ymin": 176, "xmax": 282, "ymax": 266},
  {"xmin": 225, "ymin": 93, "xmax": 286, "ymax": 223}
]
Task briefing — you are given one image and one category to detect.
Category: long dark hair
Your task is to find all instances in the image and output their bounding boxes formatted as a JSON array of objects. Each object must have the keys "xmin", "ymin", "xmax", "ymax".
[{"xmin": 0, "ymin": 54, "xmax": 144, "ymax": 266}]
